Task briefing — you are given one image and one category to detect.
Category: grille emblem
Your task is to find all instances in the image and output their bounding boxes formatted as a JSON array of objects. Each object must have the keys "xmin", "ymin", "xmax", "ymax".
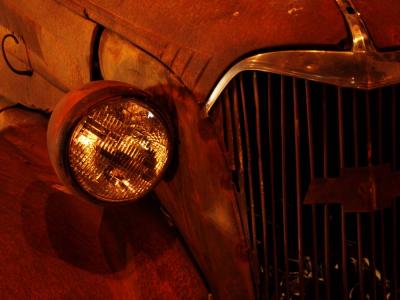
[{"xmin": 305, "ymin": 165, "xmax": 400, "ymax": 212}]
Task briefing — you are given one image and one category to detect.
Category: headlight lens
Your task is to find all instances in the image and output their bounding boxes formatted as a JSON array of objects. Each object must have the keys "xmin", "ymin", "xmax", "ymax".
[
  {"xmin": 68, "ymin": 98, "xmax": 170, "ymax": 202},
  {"xmin": 47, "ymin": 81, "xmax": 173, "ymax": 204}
]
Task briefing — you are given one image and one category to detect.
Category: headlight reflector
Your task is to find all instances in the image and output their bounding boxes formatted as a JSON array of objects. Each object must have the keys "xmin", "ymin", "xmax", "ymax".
[
  {"xmin": 68, "ymin": 99, "xmax": 170, "ymax": 202},
  {"xmin": 47, "ymin": 81, "xmax": 173, "ymax": 204}
]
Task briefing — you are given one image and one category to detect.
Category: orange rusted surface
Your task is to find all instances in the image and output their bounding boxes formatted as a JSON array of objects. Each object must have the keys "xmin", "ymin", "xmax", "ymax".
[
  {"xmin": 99, "ymin": 30, "xmax": 181, "ymax": 92},
  {"xmin": 57, "ymin": 0, "xmax": 349, "ymax": 101},
  {"xmin": 0, "ymin": 0, "xmax": 96, "ymax": 109},
  {"xmin": 151, "ymin": 85, "xmax": 255, "ymax": 300}
]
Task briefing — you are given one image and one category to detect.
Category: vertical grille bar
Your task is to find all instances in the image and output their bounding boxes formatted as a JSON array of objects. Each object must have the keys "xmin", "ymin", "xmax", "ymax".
[
  {"xmin": 394, "ymin": 200, "xmax": 398, "ymax": 300},
  {"xmin": 353, "ymin": 90, "xmax": 359, "ymax": 166},
  {"xmin": 393, "ymin": 86, "xmax": 398, "ymax": 300},
  {"xmin": 338, "ymin": 88, "xmax": 349, "ymax": 299},
  {"xmin": 231, "ymin": 80, "xmax": 243, "ymax": 181},
  {"xmin": 280, "ymin": 76, "xmax": 290, "ymax": 297},
  {"xmin": 370, "ymin": 213, "xmax": 377, "ymax": 299},
  {"xmin": 231, "ymin": 80, "xmax": 259, "ymax": 277},
  {"xmin": 366, "ymin": 92, "xmax": 372, "ymax": 166},
  {"xmin": 267, "ymin": 74, "xmax": 280, "ymax": 298},
  {"xmin": 380, "ymin": 210, "xmax": 386, "ymax": 299},
  {"xmin": 366, "ymin": 92, "xmax": 378, "ymax": 299},
  {"xmin": 378, "ymin": 89, "xmax": 386, "ymax": 300},
  {"xmin": 364, "ymin": 92, "xmax": 376, "ymax": 300},
  {"xmin": 352, "ymin": 90, "xmax": 366, "ymax": 299},
  {"xmin": 293, "ymin": 78, "xmax": 305, "ymax": 299},
  {"xmin": 231, "ymin": 83, "xmax": 245, "ymax": 191},
  {"xmin": 365, "ymin": 93, "xmax": 373, "ymax": 166},
  {"xmin": 238, "ymin": 75, "xmax": 258, "ymax": 253},
  {"xmin": 357, "ymin": 214, "xmax": 365, "ymax": 299},
  {"xmin": 222, "ymin": 86, "xmax": 256, "ymax": 256},
  {"xmin": 378, "ymin": 90, "xmax": 383, "ymax": 163},
  {"xmin": 305, "ymin": 80, "xmax": 320, "ymax": 300},
  {"xmin": 251, "ymin": 73, "xmax": 270, "ymax": 298},
  {"xmin": 338, "ymin": 88, "xmax": 345, "ymax": 169},
  {"xmin": 222, "ymin": 90, "xmax": 235, "ymax": 170},
  {"xmin": 322, "ymin": 87, "xmax": 331, "ymax": 300}
]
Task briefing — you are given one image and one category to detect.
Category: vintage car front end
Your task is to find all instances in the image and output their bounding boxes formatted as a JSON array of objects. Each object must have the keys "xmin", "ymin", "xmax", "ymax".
[{"xmin": 1, "ymin": 0, "xmax": 400, "ymax": 299}]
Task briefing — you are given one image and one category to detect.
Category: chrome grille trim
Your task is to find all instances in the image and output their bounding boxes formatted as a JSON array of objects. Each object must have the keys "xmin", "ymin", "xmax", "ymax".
[
  {"xmin": 203, "ymin": 0, "xmax": 400, "ymax": 116},
  {"xmin": 203, "ymin": 48, "xmax": 400, "ymax": 116}
]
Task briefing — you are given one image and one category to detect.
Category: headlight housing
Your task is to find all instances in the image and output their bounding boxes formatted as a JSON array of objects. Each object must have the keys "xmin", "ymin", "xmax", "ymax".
[{"xmin": 47, "ymin": 81, "xmax": 173, "ymax": 204}]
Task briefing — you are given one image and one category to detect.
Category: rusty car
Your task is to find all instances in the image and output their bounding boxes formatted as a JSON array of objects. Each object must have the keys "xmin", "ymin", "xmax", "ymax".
[{"xmin": 1, "ymin": 0, "xmax": 400, "ymax": 299}]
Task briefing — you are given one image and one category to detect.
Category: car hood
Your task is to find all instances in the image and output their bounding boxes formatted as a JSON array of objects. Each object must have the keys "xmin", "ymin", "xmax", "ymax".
[{"xmin": 59, "ymin": 0, "xmax": 398, "ymax": 101}]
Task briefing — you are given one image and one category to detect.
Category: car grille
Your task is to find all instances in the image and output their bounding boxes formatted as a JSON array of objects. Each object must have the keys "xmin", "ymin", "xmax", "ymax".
[{"xmin": 210, "ymin": 71, "xmax": 400, "ymax": 299}]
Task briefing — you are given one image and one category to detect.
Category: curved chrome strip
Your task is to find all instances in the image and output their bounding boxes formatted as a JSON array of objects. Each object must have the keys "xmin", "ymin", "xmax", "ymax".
[
  {"xmin": 203, "ymin": 0, "xmax": 400, "ymax": 116},
  {"xmin": 336, "ymin": 0, "xmax": 375, "ymax": 53}
]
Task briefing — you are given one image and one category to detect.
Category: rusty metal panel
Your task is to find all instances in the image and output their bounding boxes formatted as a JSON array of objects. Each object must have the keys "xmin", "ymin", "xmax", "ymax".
[
  {"xmin": 0, "ymin": 27, "xmax": 64, "ymax": 111},
  {"xmin": 57, "ymin": 0, "xmax": 349, "ymax": 101},
  {"xmin": 99, "ymin": 30, "xmax": 179, "ymax": 90},
  {"xmin": 0, "ymin": 96, "xmax": 15, "ymax": 112},
  {"xmin": 155, "ymin": 90, "xmax": 256, "ymax": 299},
  {"xmin": 0, "ymin": 0, "xmax": 97, "ymax": 110}
]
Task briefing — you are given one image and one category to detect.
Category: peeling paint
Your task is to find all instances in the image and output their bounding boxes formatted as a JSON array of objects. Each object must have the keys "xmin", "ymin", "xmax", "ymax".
[{"xmin": 288, "ymin": 6, "xmax": 304, "ymax": 15}]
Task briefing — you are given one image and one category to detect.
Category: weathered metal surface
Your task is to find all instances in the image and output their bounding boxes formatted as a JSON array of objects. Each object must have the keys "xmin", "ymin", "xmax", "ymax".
[
  {"xmin": 0, "ymin": 25, "xmax": 64, "ymax": 111},
  {"xmin": 92, "ymin": 69, "xmax": 253, "ymax": 297},
  {"xmin": 352, "ymin": 0, "xmax": 400, "ymax": 50},
  {"xmin": 99, "ymin": 30, "xmax": 180, "ymax": 91},
  {"xmin": 57, "ymin": 0, "xmax": 349, "ymax": 101},
  {"xmin": 153, "ymin": 85, "xmax": 255, "ymax": 300},
  {"xmin": 99, "ymin": 30, "xmax": 253, "ymax": 299},
  {"xmin": 0, "ymin": 96, "xmax": 15, "ymax": 112},
  {"xmin": 1, "ymin": 34, "xmax": 33, "ymax": 76},
  {"xmin": 98, "ymin": 31, "xmax": 257, "ymax": 298},
  {"xmin": 0, "ymin": 107, "xmax": 207, "ymax": 299},
  {"xmin": 0, "ymin": 0, "xmax": 97, "ymax": 110}
]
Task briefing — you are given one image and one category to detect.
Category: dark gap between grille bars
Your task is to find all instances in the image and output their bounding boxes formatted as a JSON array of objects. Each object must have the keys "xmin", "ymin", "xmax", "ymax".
[{"xmin": 210, "ymin": 71, "xmax": 400, "ymax": 300}]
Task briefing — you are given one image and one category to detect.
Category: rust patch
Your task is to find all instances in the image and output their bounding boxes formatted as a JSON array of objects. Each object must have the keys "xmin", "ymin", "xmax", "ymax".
[{"xmin": 0, "ymin": 1, "xmax": 43, "ymax": 59}]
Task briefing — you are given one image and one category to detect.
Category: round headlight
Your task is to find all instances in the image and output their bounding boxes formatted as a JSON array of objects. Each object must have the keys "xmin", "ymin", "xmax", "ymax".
[{"xmin": 47, "ymin": 81, "xmax": 173, "ymax": 204}]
